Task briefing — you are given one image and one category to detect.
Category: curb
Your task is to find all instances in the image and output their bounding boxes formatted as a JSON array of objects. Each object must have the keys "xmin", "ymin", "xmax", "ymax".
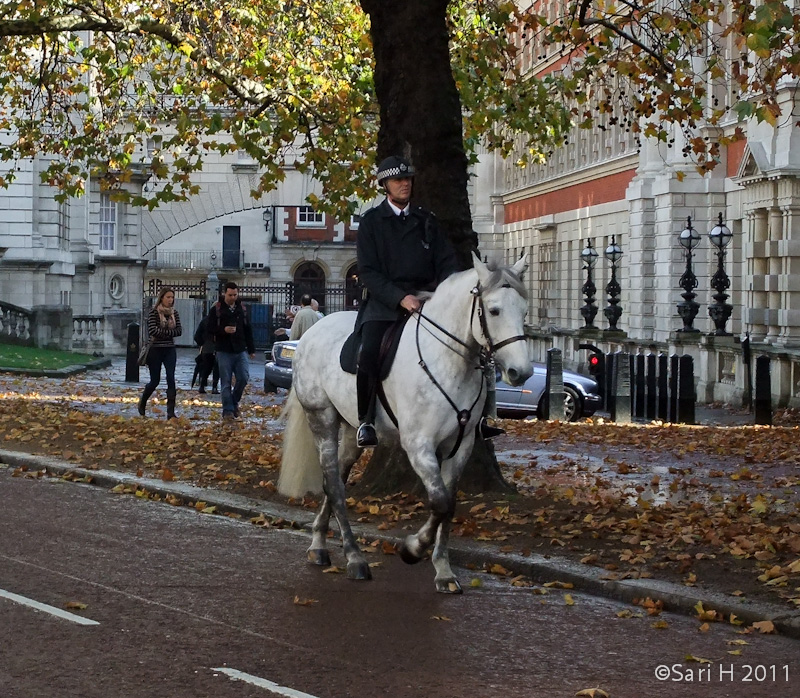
[
  {"xmin": 2, "ymin": 448, "xmax": 799, "ymax": 640},
  {"xmin": 0, "ymin": 358, "xmax": 112, "ymax": 377}
]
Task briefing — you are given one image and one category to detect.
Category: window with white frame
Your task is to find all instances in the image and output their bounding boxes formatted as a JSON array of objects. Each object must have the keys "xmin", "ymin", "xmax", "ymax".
[
  {"xmin": 57, "ymin": 199, "xmax": 70, "ymax": 250},
  {"xmin": 99, "ymin": 194, "xmax": 117, "ymax": 252},
  {"xmin": 296, "ymin": 206, "xmax": 324, "ymax": 227}
]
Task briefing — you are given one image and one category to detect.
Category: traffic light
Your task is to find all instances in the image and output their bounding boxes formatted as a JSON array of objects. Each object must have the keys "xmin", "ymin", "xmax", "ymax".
[{"xmin": 588, "ymin": 352, "xmax": 603, "ymax": 376}]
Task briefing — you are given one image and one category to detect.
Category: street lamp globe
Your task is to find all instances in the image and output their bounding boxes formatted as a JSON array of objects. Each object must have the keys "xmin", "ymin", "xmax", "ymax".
[
  {"xmin": 679, "ymin": 216, "xmax": 701, "ymax": 250},
  {"xmin": 708, "ymin": 212, "xmax": 732, "ymax": 250},
  {"xmin": 604, "ymin": 237, "xmax": 622, "ymax": 263},
  {"xmin": 580, "ymin": 240, "xmax": 599, "ymax": 268}
]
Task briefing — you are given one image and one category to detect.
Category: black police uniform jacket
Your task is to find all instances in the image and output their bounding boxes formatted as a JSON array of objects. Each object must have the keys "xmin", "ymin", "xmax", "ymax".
[{"xmin": 355, "ymin": 199, "xmax": 458, "ymax": 330}]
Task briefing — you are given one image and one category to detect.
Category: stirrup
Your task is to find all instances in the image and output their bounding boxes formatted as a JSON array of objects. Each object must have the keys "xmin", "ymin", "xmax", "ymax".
[
  {"xmin": 479, "ymin": 418, "xmax": 505, "ymax": 440},
  {"xmin": 356, "ymin": 423, "xmax": 378, "ymax": 448}
]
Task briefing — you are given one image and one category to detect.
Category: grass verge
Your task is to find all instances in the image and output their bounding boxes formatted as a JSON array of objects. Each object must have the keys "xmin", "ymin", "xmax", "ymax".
[{"xmin": 0, "ymin": 343, "xmax": 98, "ymax": 370}]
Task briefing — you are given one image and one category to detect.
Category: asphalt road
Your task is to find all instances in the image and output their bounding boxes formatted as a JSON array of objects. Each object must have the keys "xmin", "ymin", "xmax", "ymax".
[{"xmin": 1, "ymin": 470, "xmax": 798, "ymax": 698}]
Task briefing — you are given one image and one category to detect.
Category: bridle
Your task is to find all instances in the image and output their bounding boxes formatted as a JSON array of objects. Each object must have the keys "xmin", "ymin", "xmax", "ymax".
[{"xmin": 411, "ymin": 282, "xmax": 527, "ymax": 459}]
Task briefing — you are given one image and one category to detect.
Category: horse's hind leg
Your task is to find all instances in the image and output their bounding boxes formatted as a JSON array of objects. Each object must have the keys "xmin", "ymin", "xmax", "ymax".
[
  {"xmin": 306, "ymin": 409, "xmax": 371, "ymax": 581},
  {"xmin": 307, "ymin": 425, "xmax": 362, "ymax": 568}
]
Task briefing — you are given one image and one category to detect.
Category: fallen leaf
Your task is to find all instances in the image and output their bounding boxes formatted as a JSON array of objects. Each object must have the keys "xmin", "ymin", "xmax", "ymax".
[
  {"xmin": 751, "ymin": 620, "xmax": 775, "ymax": 634},
  {"xmin": 575, "ymin": 688, "xmax": 609, "ymax": 698},
  {"xmin": 64, "ymin": 601, "xmax": 87, "ymax": 610},
  {"xmin": 431, "ymin": 615, "xmax": 452, "ymax": 622},
  {"xmin": 293, "ymin": 596, "xmax": 318, "ymax": 607}
]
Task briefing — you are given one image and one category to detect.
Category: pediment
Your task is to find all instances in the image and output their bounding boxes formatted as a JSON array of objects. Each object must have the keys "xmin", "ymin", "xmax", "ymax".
[{"xmin": 735, "ymin": 142, "xmax": 769, "ymax": 180}]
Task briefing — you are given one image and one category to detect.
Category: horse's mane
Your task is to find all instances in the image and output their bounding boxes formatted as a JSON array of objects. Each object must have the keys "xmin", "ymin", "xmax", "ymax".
[{"xmin": 418, "ymin": 259, "xmax": 527, "ymax": 302}]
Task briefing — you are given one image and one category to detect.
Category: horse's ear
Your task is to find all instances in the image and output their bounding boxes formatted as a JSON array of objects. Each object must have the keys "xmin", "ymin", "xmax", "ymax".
[
  {"xmin": 472, "ymin": 252, "xmax": 491, "ymax": 285},
  {"xmin": 511, "ymin": 253, "xmax": 528, "ymax": 278}
]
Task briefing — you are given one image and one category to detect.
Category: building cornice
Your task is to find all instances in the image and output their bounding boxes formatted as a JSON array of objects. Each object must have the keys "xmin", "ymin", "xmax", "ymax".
[{"xmin": 503, "ymin": 154, "xmax": 639, "ymax": 204}]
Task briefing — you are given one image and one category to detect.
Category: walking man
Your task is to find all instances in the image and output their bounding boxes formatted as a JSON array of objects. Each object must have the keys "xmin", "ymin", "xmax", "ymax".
[
  {"xmin": 206, "ymin": 282, "xmax": 255, "ymax": 420},
  {"xmin": 289, "ymin": 294, "xmax": 320, "ymax": 340}
]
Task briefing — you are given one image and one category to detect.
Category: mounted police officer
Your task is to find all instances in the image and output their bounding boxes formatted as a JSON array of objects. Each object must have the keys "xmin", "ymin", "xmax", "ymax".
[{"xmin": 355, "ymin": 155, "xmax": 458, "ymax": 448}]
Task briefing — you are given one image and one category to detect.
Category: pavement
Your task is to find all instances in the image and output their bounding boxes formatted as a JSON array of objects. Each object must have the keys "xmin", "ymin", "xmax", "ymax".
[{"xmin": 2, "ymin": 350, "xmax": 797, "ymax": 638}]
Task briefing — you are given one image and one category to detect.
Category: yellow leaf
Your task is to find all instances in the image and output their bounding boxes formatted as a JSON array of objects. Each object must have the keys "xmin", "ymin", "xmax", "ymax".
[
  {"xmin": 686, "ymin": 654, "xmax": 713, "ymax": 663},
  {"xmin": 651, "ymin": 619, "xmax": 669, "ymax": 629},
  {"xmin": 751, "ymin": 620, "xmax": 775, "ymax": 634},
  {"xmin": 564, "ymin": 593, "xmax": 575, "ymax": 606},
  {"xmin": 431, "ymin": 615, "xmax": 452, "ymax": 622},
  {"xmin": 470, "ymin": 578, "xmax": 483, "ymax": 588},
  {"xmin": 293, "ymin": 596, "xmax": 318, "ymax": 607},
  {"xmin": 64, "ymin": 601, "xmax": 87, "ymax": 610},
  {"xmin": 322, "ymin": 566, "xmax": 343, "ymax": 574},
  {"xmin": 575, "ymin": 689, "xmax": 609, "ymax": 698}
]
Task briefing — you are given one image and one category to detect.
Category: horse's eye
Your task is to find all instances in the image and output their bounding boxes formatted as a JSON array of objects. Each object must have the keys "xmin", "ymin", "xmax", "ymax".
[{"xmin": 489, "ymin": 308, "xmax": 500, "ymax": 317}]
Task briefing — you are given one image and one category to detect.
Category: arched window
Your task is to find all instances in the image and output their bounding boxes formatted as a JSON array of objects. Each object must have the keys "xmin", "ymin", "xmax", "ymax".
[
  {"xmin": 345, "ymin": 264, "xmax": 361, "ymax": 310},
  {"xmin": 293, "ymin": 262, "xmax": 326, "ymax": 310}
]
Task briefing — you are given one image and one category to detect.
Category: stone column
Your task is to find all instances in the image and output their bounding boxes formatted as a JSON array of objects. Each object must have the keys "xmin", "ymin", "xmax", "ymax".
[{"xmin": 766, "ymin": 205, "xmax": 784, "ymax": 341}]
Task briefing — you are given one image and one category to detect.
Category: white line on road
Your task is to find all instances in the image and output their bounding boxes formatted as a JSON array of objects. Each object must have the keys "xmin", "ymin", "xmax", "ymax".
[
  {"xmin": 212, "ymin": 668, "xmax": 319, "ymax": 698},
  {"xmin": 0, "ymin": 588, "xmax": 100, "ymax": 626}
]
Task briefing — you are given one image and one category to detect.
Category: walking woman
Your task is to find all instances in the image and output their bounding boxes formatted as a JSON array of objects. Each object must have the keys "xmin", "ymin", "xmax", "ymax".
[{"xmin": 139, "ymin": 286, "xmax": 182, "ymax": 419}]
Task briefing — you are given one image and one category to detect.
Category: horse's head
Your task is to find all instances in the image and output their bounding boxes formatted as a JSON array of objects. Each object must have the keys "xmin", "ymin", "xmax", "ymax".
[{"xmin": 471, "ymin": 253, "xmax": 532, "ymax": 387}]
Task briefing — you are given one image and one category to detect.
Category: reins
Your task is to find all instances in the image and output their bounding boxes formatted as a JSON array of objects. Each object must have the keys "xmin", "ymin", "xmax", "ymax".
[{"xmin": 412, "ymin": 282, "xmax": 527, "ymax": 459}]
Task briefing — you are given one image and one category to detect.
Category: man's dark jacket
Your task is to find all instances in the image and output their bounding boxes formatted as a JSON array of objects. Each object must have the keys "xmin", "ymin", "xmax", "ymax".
[
  {"xmin": 356, "ymin": 200, "xmax": 458, "ymax": 329},
  {"xmin": 206, "ymin": 300, "xmax": 255, "ymax": 354}
]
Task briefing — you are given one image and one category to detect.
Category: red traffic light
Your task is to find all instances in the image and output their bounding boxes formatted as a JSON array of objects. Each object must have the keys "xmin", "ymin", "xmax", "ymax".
[
  {"xmin": 587, "ymin": 352, "xmax": 604, "ymax": 375},
  {"xmin": 589, "ymin": 355, "xmax": 600, "ymax": 368}
]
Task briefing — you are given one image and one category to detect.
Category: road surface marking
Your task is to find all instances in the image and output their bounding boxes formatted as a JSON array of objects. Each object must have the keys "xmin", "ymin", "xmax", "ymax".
[
  {"xmin": 0, "ymin": 588, "xmax": 100, "ymax": 626},
  {"xmin": 212, "ymin": 668, "xmax": 319, "ymax": 697}
]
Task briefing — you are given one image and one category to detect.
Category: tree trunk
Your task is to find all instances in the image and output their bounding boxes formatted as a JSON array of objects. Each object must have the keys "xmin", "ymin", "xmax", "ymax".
[
  {"xmin": 360, "ymin": 0, "xmax": 477, "ymax": 268},
  {"xmin": 353, "ymin": 0, "xmax": 514, "ymax": 498}
]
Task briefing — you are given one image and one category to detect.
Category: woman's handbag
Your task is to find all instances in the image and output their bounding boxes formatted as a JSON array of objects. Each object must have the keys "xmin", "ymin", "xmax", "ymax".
[{"xmin": 137, "ymin": 341, "xmax": 151, "ymax": 366}]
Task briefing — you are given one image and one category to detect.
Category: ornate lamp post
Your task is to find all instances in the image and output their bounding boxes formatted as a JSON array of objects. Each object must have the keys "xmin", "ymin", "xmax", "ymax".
[
  {"xmin": 603, "ymin": 236, "xmax": 623, "ymax": 332},
  {"xmin": 580, "ymin": 240, "xmax": 599, "ymax": 328},
  {"xmin": 708, "ymin": 212, "xmax": 733, "ymax": 335},
  {"xmin": 676, "ymin": 216, "xmax": 701, "ymax": 334}
]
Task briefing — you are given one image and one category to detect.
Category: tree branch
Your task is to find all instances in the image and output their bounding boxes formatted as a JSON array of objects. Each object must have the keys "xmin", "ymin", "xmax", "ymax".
[
  {"xmin": 576, "ymin": 0, "xmax": 674, "ymax": 75},
  {"xmin": 0, "ymin": 12, "xmax": 276, "ymax": 109}
]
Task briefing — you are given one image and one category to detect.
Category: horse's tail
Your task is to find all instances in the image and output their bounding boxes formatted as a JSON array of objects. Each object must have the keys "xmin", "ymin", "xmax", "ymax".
[{"xmin": 278, "ymin": 389, "xmax": 323, "ymax": 498}]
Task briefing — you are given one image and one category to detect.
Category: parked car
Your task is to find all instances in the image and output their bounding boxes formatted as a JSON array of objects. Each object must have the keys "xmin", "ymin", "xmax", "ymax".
[
  {"xmin": 265, "ymin": 339, "xmax": 601, "ymax": 421},
  {"xmin": 496, "ymin": 364, "xmax": 601, "ymax": 421},
  {"xmin": 263, "ymin": 340, "xmax": 297, "ymax": 392}
]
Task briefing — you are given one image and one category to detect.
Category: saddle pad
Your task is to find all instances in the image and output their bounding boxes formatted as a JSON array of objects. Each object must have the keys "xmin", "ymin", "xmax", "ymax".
[{"xmin": 339, "ymin": 315, "xmax": 409, "ymax": 380}]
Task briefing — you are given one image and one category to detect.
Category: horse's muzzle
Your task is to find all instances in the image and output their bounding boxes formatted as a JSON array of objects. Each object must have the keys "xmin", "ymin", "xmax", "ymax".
[{"xmin": 503, "ymin": 365, "xmax": 532, "ymax": 387}]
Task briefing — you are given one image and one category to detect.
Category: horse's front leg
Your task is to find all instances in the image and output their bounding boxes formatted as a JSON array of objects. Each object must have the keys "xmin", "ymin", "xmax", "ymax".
[
  {"xmin": 398, "ymin": 445, "xmax": 451, "ymax": 567},
  {"xmin": 429, "ymin": 434, "xmax": 475, "ymax": 593},
  {"xmin": 307, "ymin": 410, "xmax": 371, "ymax": 581}
]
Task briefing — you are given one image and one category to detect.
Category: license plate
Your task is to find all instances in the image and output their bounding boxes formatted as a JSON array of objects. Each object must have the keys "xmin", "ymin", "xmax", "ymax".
[{"xmin": 281, "ymin": 346, "xmax": 295, "ymax": 360}]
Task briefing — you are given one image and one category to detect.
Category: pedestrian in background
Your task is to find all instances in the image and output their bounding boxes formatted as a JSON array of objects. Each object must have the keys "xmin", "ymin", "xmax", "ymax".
[
  {"xmin": 207, "ymin": 282, "xmax": 255, "ymax": 420},
  {"xmin": 193, "ymin": 315, "xmax": 219, "ymax": 394},
  {"xmin": 289, "ymin": 294, "xmax": 320, "ymax": 340},
  {"xmin": 139, "ymin": 286, "xmax": 182, "ymax": 419},
  {"xmin": 310, "ymin": 298, "xmax": 324, "ymax": 319}
]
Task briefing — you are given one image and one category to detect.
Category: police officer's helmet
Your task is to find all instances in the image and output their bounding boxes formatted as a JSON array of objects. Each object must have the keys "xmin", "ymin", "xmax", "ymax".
[{"xmin": 376, "ymin": 156, "xmax": 416, "ymax": 187}]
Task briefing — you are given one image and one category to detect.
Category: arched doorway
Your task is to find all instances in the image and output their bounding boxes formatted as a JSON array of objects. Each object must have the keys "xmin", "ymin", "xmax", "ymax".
[
  {"xmin": 345, "ymin": 263, "xmax": 361, "ymax": 310},
  {"xmin": 293, "ymin": 262, "xmax": 326, "ymax": 311}
]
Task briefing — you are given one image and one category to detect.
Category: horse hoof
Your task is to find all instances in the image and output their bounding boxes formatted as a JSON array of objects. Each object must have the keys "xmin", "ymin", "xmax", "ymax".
[
  {"xmin": 346, "ymin": 560, "xmax": 372, "ymax": 581},
  {"xmin": 399, "ymin": 542, "xmax": 423, "ymax": 566},
  {"xmin": 436, "ymin": 578, "xmax": 463, "ymax": 594},
  {"xmin": 307, "ymin": 549, "xmax": 331, "ymax": 567}
]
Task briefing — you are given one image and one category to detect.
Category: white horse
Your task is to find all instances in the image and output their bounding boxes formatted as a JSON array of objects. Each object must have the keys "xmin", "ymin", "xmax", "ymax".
[{"xmin": 278, "ymin": 254, "xmax": 531, "ymax": 593}]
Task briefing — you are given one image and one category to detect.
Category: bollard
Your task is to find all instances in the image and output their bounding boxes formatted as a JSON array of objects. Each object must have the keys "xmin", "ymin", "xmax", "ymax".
[
  {"xmin": 668, "ymin": 354, "xmax": 679, "ymax": 423},
  {"xmin": 677, "ymin": 354, "xmax": 695, "ymax": 424},
  {"xmin": 125, "ymin": 322, "xmax": 140, "ymax": 383},
  {"xmin": 742, "ymin": 332, "xmax": 753, "ymax": 412},
  {"xmin": 646, "ymin": 353, "xmax": 657, "ymax": 421},
  {"xmin": 544, "ymin": 348, "xmax": 565, "ymax": 421},
  {"xmin": 657, "ymin": 353, "xmax": 669, "ymax": 421},
  {"xmin": 754, "ymin": 355, "xmax": 772, "ymax": 426},
  {"xmin": 634, "ymin": 353, "xmax": 646, "ymax": 419},
  {"xmin": 605, "ymin": 352, "xmax": 615, "ymax": 415},
  {"xmin": 610, "ymin": 351, "xmax": 632, "ymax": 423}
]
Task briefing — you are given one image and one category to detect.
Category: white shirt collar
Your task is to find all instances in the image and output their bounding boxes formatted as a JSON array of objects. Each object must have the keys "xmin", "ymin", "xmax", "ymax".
[{"xmin": 386, "ymin": 198, "xmax": 410, "ymax": 217}]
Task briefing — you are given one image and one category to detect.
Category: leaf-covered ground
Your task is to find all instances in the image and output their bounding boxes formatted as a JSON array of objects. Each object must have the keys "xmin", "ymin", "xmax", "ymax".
[{"xmin": 1, "ymin": 373, "xmax": 799, "ymax": 616}]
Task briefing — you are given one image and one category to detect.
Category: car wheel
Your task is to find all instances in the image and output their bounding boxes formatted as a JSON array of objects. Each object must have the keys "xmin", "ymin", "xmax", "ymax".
[{"xmin": 563, "ymin": 386, "xmax": 582, "ymax": 422}]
